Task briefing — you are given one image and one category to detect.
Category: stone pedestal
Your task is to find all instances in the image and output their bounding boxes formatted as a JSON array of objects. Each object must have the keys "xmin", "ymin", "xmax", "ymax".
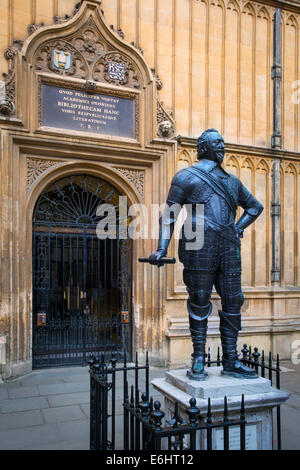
[{"xmin": 152, "ymin": 366, "xmax": 290, "ymax": 450}]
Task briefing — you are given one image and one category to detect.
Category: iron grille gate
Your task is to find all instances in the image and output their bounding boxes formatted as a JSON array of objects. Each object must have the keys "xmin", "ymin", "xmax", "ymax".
[{"xmin": 32, "ymin": 175, "xmax": 132, "ymax": 368}]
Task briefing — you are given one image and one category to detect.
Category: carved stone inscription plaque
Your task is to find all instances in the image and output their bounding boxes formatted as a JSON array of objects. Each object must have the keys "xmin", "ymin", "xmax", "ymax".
[{"xmin": 41, "ymin": 84, "xmax": 134, "ymax": 138}]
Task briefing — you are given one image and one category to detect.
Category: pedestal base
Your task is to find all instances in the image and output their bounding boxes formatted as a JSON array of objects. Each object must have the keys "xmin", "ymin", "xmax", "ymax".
[{"xmin": 152, "ymin": 367, "xmax": 290, "ymax": 450}]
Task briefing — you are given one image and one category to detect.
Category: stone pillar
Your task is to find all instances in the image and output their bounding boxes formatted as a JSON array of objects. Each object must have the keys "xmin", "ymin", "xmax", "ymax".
[
  {"xmin": 271, "ymin": 8, "xmax": 282, "ymax": 285},
  {"xmin": 152, "ymin": 367, "xmax": 290, "ymax": 450},
  {"xmin": 271, "ymin": 158, "xmax": 281, "ymax": 285},
  {"xmin": 271, "ymin": 8, "xmax": 282, "ymax": 150}
]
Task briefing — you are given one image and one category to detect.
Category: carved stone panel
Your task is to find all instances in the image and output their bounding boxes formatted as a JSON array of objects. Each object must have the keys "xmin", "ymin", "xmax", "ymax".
[
  {"xmin": 115, "ymin": 167, "xmax": 145, "ymax": 202},
  {"xmin": 26, "ymin": 157, "xmax": 65, "ymax": 193},
  {"xmin": 33, "ymin": 17, "xmax": 141, "ymax": 89}
]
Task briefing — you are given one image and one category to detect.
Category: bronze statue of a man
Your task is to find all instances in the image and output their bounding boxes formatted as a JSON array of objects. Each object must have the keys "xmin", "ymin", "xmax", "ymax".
[{"xmin": 149, "ymin": 129, "xmax": 264, "ymax": 381}]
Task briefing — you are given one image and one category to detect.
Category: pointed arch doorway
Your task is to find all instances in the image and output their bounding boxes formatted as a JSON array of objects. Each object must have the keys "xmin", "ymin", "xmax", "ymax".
[{"xmin": 32, "ymin": 174, "xmax": 132, "ymax": 368}]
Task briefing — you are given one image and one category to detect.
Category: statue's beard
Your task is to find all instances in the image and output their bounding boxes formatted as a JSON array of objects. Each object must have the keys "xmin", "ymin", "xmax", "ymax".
[{"xmin": 215, "ymin": 151, "xmax": 224, "ymax": 165}]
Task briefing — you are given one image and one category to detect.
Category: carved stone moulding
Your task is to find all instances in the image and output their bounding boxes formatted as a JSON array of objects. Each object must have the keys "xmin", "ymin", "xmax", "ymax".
[
  {"xmin": 114, "ymin": 167, "xmax": 145, "ymax": 202},
  {"xmin": 26, "ymin": 157, "xmax": 66, "ymax": 193}
]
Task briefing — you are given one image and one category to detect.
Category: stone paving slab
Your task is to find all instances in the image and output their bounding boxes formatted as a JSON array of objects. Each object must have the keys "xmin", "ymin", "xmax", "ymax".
[
  {"xmin": 0, "ymin": 423, "xmax": 59, "ymax": 450},
  {"xmin": 41, "ymin": 405, "xmax": 86, "ymax": 423},
  {"xmin": 27, "ymin": 438, "xmax": 90, "ymax": 451},
  {"xmin": 18, "ymin": 376, "xmax": 66, "ymax": 386},
  {"xmin": 47, "ymin": 391, "xmax": 90, "ymax": 408},
  {"xmin": 0, "ymin": 387, "xmax": 9, "ymax": 400},
  {"xmin": 38, "ymin": 381, "xmax": 89, "ymax": 396},
  {"xmin": 282, "ymin": 392, "xmax": 300, "ymax": 409},
  {"xmin": 0, "ymin": 410, "xmax": 44, "ymax": 430},
  {"xmin": 61, "ymin": 374, "xmax": 90, "ymax": 383},
  {"xmin": 281, "ymin": 403, "xmax": 300, "ymax": 450},
  {"xmin": 0, "ymin": 396, "xmax": 49, "ymax": 413},
  {"xmin": 80, "ymin": 404, "xmax": 89, "ymax": 418},
  {"xmin": 56, "ymin": 418, "xmax": 90, "ymax": 442},
  {"xmin": 8, "ymin": 386, "xmax": 40, "ymax": 399}
]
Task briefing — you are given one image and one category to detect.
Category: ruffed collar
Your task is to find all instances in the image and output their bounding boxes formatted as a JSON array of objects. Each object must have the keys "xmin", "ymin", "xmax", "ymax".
[{"xmin": 194, "ymin": 159, "xmax": 229, "ymax": 178}]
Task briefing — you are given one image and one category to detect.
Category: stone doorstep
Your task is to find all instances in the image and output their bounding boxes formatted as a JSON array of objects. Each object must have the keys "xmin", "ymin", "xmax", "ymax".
[{"xmin": 165, "ymin": 366, "xmax": 271, "ymax": 399}]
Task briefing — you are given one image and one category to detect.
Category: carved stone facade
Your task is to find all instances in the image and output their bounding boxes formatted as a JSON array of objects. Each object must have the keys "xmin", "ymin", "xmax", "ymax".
[
  {"xmin": 0, "ymin": 0, "xmax": 300, "ymax": 379},
  {"xmin": 0, "ymin": 0, "xmax": 173, "ymax": 379}
]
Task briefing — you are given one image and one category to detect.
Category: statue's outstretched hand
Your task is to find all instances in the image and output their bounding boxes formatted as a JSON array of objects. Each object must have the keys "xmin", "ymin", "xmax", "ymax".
[{"xmin": 149, "ymin": 249, "xmax": 167, "ymax": 268}]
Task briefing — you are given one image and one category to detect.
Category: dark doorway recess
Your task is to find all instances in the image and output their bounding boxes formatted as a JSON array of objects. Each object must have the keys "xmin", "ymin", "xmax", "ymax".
[{"xmin": 32, "ymin": 174, "xmax": 132, "ymax": 368}]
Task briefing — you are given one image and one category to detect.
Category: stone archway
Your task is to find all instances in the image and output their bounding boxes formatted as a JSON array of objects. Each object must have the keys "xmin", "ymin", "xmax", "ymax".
[{"xmin": 31, "ymin": 172, "xmax": 133, "ymax": 368}]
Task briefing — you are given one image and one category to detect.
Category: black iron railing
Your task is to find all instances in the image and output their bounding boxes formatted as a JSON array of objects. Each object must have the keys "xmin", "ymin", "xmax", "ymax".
[
  {"xmin": 123, "ymin": 391, "xmax": 246, "ymax": 450},
  {"xmin": 89, "ymin": 352, "xmax": 149, "ymax": 450},
  {"xmin": 89, "ymin": 344, "xmax": 282, "ymax": 450}
]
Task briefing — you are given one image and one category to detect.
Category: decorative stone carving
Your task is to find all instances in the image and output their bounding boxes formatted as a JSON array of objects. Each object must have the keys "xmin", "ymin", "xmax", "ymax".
[
  {"xmin": 110, "ymin": 25, "xmax": 125, "ymax": 40},
  {"xmin": 151, "ymin": 69, "xmax": 163, "ymax": 91},
  {"xmin": 54, "ymin": 2, "xmax": 81, "ymax": 25},
  {"xmin": 0, "ymin": 80, "xmax": 14, "ymax": 115},
  {"xmin": 33, "ymin": 15, "xmax": 140, "ymax": 89},
  {"xmin": 84, "ymin": 79, "xmax": 98, "ymax": 93},
  {"xmin": 35, "ymin": 40, "xmax": 88, "ymax": 79},
  {"xmin": 27, "ymin": 23, "xmax": 45, "ymax": 36},
  {"xmin": 0, "ymin": 40, "xmax": 23, "ymax": 116},
  {"xmin": 158, "ymin": 120, "xmax": 175, "ymax": 139},
  {"xmin": 115, "ymin": 167, "xmax": 145, "ymax": 201},
  {"xmin": 157, "ymin": 100, "xmax": 175, "ymax": 139},
  {"xmin": 93, "ymin": 52, "xmax": 140, "ymax": 89},
  {"xmin": 72, "ymin": 23, "xmax": 107, "ymax": 65},
  {"xmin": 130, "ymin": 42, "xmax": 144, "ymax": 55},
  {"xmin": 26, "ymin": 157, "xmax": 65, "ymax": 192}
]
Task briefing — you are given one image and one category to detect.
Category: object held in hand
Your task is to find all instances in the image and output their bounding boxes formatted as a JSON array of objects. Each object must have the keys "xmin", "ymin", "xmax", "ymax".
[{"xmin": 138, "ymin": 257, "xmax": 176, "ymax": 265}]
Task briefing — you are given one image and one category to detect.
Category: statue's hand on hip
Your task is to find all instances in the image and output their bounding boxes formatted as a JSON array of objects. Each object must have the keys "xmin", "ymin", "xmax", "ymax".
[{"xmin": 234, "ymin": 224, "xmax": 244, "ymax": 239}]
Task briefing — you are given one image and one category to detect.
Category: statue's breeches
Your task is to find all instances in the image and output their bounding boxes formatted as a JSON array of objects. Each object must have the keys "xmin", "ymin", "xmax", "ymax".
[{"xmin": 182, "ymin": 228, "xmax": 244, "ymax": 314}]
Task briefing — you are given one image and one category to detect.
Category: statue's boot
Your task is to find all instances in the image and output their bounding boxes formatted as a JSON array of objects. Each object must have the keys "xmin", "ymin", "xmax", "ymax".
[
  {"xmin": 186, "ymin": 301, "xmax": 211, "ymax": 381},
  {"xmin": 219, "ymin": 311, "xmax": 258, "ymax": 379}
]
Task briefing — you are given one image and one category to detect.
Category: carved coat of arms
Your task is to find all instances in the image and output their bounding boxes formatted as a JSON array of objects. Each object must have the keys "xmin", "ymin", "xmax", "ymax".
[
  {"xmin": 108, "ymin": 62, "xmax": 125, "ymax": 81},
  {"xmin": 53, "ymin": 49, "xmax": 71, "ymax": 69}
]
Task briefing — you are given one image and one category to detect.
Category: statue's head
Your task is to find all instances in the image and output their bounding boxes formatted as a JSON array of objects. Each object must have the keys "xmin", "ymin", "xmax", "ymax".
[{"xmin": 197, "ymin": 128, "xmax": 225, "ymax": 165}]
